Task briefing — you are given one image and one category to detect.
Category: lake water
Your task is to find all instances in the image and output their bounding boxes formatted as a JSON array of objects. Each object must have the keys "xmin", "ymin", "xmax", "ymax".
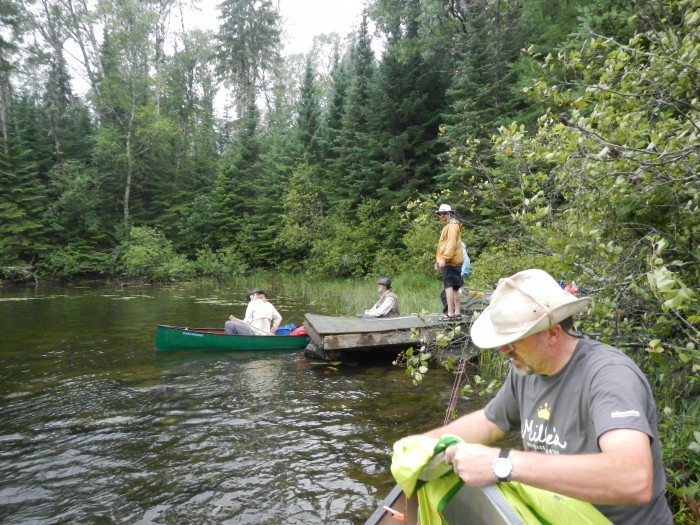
[{"xmin": 0, "ymin": 282, "xmax": 482, "ymax": 524}]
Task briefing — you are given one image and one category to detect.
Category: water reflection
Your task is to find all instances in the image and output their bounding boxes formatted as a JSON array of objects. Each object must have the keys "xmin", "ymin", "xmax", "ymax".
[{"xmin": 0, "ymin": 283, "xmax": 482, "ymax": 524}]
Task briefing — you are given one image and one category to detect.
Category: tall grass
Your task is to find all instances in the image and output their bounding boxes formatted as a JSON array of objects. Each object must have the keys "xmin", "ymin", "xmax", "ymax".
[{"xmin": 228, "ymin": 271, "xmax": 446, "ymax": 317}]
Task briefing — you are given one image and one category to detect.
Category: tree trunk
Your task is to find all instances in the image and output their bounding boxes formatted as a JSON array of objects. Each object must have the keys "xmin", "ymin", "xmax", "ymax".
[
  {"xmin": 124, "ymin": 126, "xmax": 132, "ymax": 227},
  {"xmin": 0, "ymin": 71, "xmax": 8, "ymax": 157}
]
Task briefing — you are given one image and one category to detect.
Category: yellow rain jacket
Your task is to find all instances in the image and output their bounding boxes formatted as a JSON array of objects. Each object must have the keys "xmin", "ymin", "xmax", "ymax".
[{"xmin": 390, "ymin": 435, "xmax": 612, "ymax": 525}]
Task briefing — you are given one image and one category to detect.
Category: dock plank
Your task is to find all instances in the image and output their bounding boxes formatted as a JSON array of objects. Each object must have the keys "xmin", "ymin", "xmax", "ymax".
[
  {"xmin": 304, "ymin": 313, "xmax": 447, "ymax": 354},
  {"xmin": 303, "ymin": 288, "xmax": 491, "ymax": 360}
]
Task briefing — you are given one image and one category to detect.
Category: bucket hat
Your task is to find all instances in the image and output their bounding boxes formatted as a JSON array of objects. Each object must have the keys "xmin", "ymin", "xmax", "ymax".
[
  {"xmin": 436, "ymin": 204, "xmax": 453, "ymax": 213},
  {"xmin": 470, "ymin": 269, "xmax": 592, "ymax": 349}
]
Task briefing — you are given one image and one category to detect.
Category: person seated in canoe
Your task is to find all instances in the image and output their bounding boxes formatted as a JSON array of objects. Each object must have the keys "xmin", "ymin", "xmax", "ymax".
[
  {"xmin": 358, "ymin": 277, "xmax": 400, "ymax": 319},
  {"xmin": 224, "ymin": 288, "xmax": 282, "ymax": 335}
]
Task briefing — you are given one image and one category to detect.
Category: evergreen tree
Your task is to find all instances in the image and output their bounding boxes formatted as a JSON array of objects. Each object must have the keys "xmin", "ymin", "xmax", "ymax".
[
  {"xmin": 369, "ymin": 0, "xmax": 451, "ymax": 203},
  {"xmin": 294, "ymin": 56, "xmax": 322, "ymax": 161},
  {"xmin": 154, "ymin": 29, "xmax": 220, "ymax": 247},
  {"xmin": 334, "ymin": 13, "xmax": 376, "ymax": 206},
  {"xmin": 438, "ymin": 0, "xmax": 528, "ymax": 187},
  {"xmin": 0, "ymin": 0, "xmax": 22, "ymax": 157},
  {"xmin": 315, "ymin": 49, "xmax": 349, "ymax": 205},
  {"xmin": 0, "ymin": 94, "xmax": 52, "ymax": 266},
  {"xmin": 216, "ymin": 0, "xmax": 282, "ymax": 118},
  {"xmin": 211, "ymin": 99, "xmax": 279, "ymax": 267},
  {"xmin": 274, "ymin": 158, "xmax": 323, "ymax": 269}
]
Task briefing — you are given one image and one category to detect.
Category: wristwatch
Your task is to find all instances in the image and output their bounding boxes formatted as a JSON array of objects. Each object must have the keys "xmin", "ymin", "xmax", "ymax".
[{"xmin": 492, "ymin": 448, "xmax": 513, "ymax": 482}]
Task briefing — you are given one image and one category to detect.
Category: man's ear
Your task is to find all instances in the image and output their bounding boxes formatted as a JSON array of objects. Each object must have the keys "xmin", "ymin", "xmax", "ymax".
[{"xmin": 550, "ymin": 324, "xmax": 566, "ymax": 341}]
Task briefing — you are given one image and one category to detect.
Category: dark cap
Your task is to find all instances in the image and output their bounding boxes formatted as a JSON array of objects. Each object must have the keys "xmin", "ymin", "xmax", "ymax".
[
  {"xmin": 246, "ymin": 288, "xmax": 265, "ymax": 298},
  {"xmin": 377, "ymin": 277, "xmax": 391, "ymax": 288}
]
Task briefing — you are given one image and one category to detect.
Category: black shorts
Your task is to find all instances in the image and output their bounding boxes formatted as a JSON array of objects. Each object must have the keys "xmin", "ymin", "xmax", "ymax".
[{"xmin": 442, "ymin": 265, "xmax": 463, "ymax": 290}]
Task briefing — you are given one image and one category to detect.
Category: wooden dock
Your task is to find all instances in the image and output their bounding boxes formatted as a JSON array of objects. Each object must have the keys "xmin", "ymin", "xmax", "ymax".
[
  {"xmin": 304, "ymin": 288, "xmax": 492, "ymax": 360},
  {"xmin": 460, "ymin": 287, "xmax": 491, "ymax": 311}
]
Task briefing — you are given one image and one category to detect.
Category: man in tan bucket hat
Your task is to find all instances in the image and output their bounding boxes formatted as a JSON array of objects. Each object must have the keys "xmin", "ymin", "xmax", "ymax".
[{"xmin": 417, "ymin": 269, "xmax": 672, "ymax": 524}]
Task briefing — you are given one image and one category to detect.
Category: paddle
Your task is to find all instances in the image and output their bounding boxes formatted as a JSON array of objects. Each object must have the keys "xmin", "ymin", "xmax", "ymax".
[{"xmin": 228, "ymin": 315, "xmax": 274, "ymax": 336}]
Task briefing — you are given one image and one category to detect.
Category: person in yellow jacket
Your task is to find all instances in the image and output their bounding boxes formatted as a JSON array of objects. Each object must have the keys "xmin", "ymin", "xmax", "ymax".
[{"xmin": 434, "ymin": 204, "xmax": 463, "ymax": 320}]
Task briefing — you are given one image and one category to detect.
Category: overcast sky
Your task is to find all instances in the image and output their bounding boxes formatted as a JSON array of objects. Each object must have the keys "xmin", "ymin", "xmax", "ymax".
[
  {"xmin": 277, "ymin": 0, "xmax": 367, "ymax": 54},
  {"xmin": 189, "ymin": 0, "xmax": 368, "ymax": 55}
]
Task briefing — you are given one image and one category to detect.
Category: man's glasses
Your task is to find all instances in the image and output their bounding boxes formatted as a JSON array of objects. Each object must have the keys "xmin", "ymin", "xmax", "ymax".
[{"xmin": 438, "ymin": 212, "xmax": 449, "ymax": 216}]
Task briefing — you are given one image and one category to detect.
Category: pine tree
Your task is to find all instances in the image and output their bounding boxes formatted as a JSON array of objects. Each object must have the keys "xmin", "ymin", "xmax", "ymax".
[
  {"xmin": 294, "ymin": 57, "xmax": 322, "ymax": 161},
  {"xmin": 216, "ymin": 0, "xmax": 282, "ymax": 118},
  {"xmin": 0, "ymin": 94, "xmax": 52, "ymax": 266},
  {"xmin": 0, "ymin": 0, "xmax": 22, "ymax": 157},
  {"xmin": 316, "ymin": 49, "xmax": 349, "ymax": 206},
  {"xmin": 211, "ymin": 99, "xmax": 279, "ymax": 267},
  {"xmin": 369, "ymin": 0, "xmax": 451, "ymax": 203},
  {"xmin": 334, "ymin": 13, "xmax": 376, "ymax": 205}
]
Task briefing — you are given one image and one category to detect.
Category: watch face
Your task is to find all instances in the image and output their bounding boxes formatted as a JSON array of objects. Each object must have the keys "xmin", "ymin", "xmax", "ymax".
[{"xmin": 493, "ymin": 458, "xmax": 512, "ymax": 478}]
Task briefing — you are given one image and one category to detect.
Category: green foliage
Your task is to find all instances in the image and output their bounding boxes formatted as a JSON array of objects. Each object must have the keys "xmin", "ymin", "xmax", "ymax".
[
  {"xmin": 294, "ymin": 58, "xmax": 322, "ymax": 159},
  {"xmin": 397, "ymin": 199, "xmax": 445, "ymax": 277},
  {"xmin": 193, "ymin": 246, "xmax": 248, "ymax": 280},
  {"xmin": 368, "ymin": 0, "xmax": 451, "ymax": 203},
  {"xmin": 115, "ymin": 226, "xmax": 195, "ymax": 282},
  {"xmin": 394, "ymin": 322, "xmax": 480, "ymax": 388},
  {"xmin": 275, "ymin": 159, "xmax": 323, "ymax": 268},
  {"xmin": 304, "ymin": 199, "xmax": 401, "ymax": 277},
  {"xmin": 394, "ymin": 339, "xmax": 433, "ymax": 386},
  {"xmin": 0, "ymin": 94, "xmax": 53, "ymax": 265},
  {"xmin": 659, "ymin": 398, "xmax": 700, "ymax": 523},
  {"xmin": 37, "ymin": 244, "xmax": 112, "ymax": 279},
  {"xmin": 491, "ymin": 0, "xmax": 700, "ymax": 385},
  {"xmin": 460, "ymin": 2, "xmax": 700, "ymax": 519},
  {"xmin": 45, "ymin": 161, "xmax": 111, "ymax": 246},
  {"xmin": 460, "ymin": 373, "xmax": 500, "ymax": 399},
  {"xmin": 472, "ymin": 247, "xmax": 541, "ymax": 288},
  {"xmin": 333, "ymin": 15, "xmax": 378, "ymax": 205}
]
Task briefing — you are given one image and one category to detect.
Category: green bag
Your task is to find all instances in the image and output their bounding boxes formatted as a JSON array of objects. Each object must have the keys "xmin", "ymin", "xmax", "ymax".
[{"xmin": 391, "ymin": 435, "xmax": 612, "ymax": 525}]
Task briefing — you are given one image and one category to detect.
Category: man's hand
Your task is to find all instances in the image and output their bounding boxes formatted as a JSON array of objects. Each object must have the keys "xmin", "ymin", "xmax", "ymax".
[{"xmin": 444, "ymin": 443, "xmax": 499, "ymax": 486}]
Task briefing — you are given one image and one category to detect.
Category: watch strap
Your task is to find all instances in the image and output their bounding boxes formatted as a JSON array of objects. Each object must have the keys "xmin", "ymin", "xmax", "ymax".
[{"xmin": 494, "ymin": 448, "xmax": 512, "ymax": 482}]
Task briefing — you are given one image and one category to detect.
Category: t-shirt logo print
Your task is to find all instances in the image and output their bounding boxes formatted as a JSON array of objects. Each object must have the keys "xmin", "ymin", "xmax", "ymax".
[{"xmin": 522, "ymin": 401, "xmax": 568, "ymax": 453}]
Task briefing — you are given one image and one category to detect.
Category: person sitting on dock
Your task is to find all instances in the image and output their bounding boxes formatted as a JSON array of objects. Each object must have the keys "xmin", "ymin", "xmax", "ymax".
[
  {"xmin": 411, "ymin": 268, "xmax": 673, "ymax": 524},
  {"xmin": 358, "ymin": 277, "xmax": 400, "ymax": 319},
  {"xmin": 225, "ymin": 288, "xmax": 283, "ymax": 335}
]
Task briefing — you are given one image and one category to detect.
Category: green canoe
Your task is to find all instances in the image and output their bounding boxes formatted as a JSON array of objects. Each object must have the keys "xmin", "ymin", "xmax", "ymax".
[{"xmin": 154, "ymin": 324, "xmax": 310, "ymax": 351}]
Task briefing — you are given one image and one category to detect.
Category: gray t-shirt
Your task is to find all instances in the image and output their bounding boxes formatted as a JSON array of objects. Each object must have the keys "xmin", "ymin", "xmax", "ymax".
[{"xmin": 484, "ymin": 337, "xmax": 672, "ymax": 524}]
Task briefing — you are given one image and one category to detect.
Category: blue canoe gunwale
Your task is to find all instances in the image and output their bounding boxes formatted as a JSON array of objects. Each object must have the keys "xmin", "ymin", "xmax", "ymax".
[{"xmin": 154, "ymin": 324, "xmax": 310, "ymax": 351}]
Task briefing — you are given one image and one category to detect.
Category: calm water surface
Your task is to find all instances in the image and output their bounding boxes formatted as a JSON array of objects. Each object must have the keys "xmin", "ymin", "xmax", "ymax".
[{"xmin": 0, "ymin": 282, "xmax": 479, "ymax": 524}]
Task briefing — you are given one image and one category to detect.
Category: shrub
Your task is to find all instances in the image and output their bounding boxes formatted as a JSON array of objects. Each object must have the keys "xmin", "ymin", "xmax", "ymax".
[
  {"xmin": 37, "ymin": 245, "xmax": 111, "ymax": 280},
  {"xmin": 195, "ymin": 246, "xmax": 249, "ymax": 280},
  {"xmin": 115, "ymin": 226, "xmax": 195, "ymax": 282}
]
